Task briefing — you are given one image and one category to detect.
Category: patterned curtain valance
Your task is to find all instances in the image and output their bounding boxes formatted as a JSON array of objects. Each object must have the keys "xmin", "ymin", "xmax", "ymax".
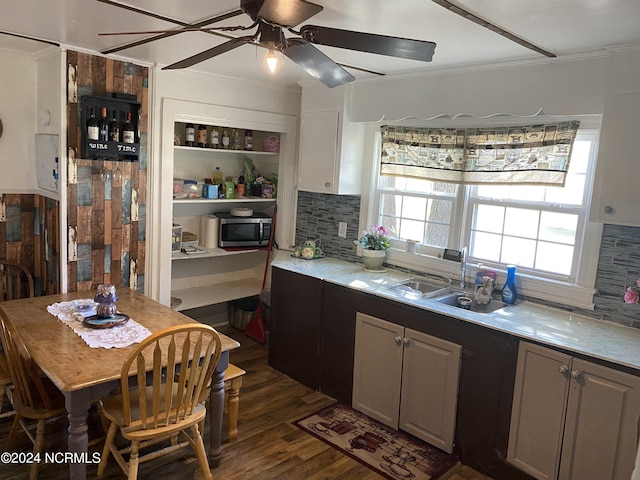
[{"xmin": 380, "ymin": 121, "xmax": 580, "ymax": 185}]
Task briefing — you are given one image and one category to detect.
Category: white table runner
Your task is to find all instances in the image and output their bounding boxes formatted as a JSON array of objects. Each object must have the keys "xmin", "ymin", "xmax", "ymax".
[{"xmin": 47, "ymin": 299, "xmax": 152, "ymax": 349}]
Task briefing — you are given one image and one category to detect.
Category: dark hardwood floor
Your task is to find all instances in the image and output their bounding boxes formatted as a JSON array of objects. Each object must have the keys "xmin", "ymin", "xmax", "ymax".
[{"xmin": 0, "ymin": 324, "xmax": 491, "ymax": 479}]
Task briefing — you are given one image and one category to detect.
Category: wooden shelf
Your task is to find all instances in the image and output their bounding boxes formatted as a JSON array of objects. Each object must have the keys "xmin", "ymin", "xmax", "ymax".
[
  {"xmin": 171, "ymin": 246, "xmax": 264, "ymax": 261},
  {"xmin": 171, "ymin": 278, "xmax": 262, "ymax": 311},
  {"xmin": 172, "ymin": 197, "xmax": 275, "ymax": 205},
  {"xmin": 174, "ymin": 145, "xmax": 278, "ymax": 156}
]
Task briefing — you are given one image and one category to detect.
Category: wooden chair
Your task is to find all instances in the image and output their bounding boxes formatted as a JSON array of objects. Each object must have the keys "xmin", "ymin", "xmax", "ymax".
[
  {"xmin": 0, "ymin": 261, "xmax": 34, "ymax": 419},
  {"xmin": 98, "ymin": 324, "xmax": 222, "ymax": 480},
  {"xmin": 224, "ymin": 363, "xmax": 245, "ymax": 442},
  {"xmin": 0, "ymin": 261, "xmax": 35, "ymax": 301},
  {"xmin": 0, "ymin": 318, "xmax": 67, "ymax": 480}
]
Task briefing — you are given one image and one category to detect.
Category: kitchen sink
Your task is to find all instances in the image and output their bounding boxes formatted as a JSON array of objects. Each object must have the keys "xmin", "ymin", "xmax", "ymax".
[
  {"xmin": 390, "ymin": 276, "xmax": 452, "ymax": 299},
  {"xmin": 434, "ymin": 291, "xmax": 509, "ymax": 314}
]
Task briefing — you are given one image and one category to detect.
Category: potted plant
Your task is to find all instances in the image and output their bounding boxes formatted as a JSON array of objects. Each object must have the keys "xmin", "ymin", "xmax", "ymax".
[{"xmin": 359, "ymin": 225, "xmax": 390, "ymax": 271}]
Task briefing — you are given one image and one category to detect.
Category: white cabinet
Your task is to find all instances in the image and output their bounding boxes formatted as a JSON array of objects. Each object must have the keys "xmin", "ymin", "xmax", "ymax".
[
  {"xmin": 508, "ymin": 341, "xmax": 640, "ymax": 480},
  {"xmin": 590, "ymin": 93, "xmax": 640, "ymax": 226},
  {"xmin": 298, "ymin": 86, "xmax": 365, "ymax": 194},
  {"xmin": 352, "ymin": 312, "xmax": 461, "ymax": 453}
]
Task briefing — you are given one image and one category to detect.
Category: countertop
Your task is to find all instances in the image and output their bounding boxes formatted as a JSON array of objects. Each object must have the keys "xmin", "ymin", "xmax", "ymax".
[{"xmin": 272, "ymin": 253, "xmax": 640, "ymax": 372}]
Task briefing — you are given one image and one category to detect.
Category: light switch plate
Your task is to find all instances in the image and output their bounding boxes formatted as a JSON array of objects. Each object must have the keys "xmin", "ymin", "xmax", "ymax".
[{"xmin": 338, "ymin": 222, "xmax": 347, "ymax": 238}]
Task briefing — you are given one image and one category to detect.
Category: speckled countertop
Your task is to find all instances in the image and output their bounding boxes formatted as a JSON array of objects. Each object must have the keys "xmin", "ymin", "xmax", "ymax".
[{"xmin": 272, "ymin": 253, "xmax": 640, "ymax": 372}]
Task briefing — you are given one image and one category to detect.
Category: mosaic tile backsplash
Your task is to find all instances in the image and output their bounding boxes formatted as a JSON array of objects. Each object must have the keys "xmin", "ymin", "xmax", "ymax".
[
  {"xmin": 296, "ymin": 192, "xmax": 640, "ymax": 329},
  {"xmin": 594, "ymin": 224, "xmax": 640, "ymax": 328}
]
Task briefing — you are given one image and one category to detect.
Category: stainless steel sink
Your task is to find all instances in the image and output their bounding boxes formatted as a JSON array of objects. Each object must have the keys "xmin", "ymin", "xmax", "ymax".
[
  {"xmin": 390, "ymin": 276, "xmax": 452, "ymax": 299},
  {"xmin": 434, "ymin": 291, "xmax": 509, "ymax": 314}
]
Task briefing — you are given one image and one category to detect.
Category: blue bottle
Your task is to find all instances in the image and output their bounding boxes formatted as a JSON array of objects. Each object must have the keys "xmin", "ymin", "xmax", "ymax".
[{"xmin": 501, "ymin": 265, "xmax": 518, "ymax": 304}]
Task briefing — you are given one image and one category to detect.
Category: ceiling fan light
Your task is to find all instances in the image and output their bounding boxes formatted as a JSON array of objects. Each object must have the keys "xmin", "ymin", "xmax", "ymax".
[{"xmin": 266, "ymin": 48, "xmax": 278, "ymax": 73}]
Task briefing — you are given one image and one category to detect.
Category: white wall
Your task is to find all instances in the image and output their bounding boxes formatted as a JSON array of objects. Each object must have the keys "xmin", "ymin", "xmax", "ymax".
[{"xmin": 0, "ymin": 49, "xmax": 37, "ymax": 191}]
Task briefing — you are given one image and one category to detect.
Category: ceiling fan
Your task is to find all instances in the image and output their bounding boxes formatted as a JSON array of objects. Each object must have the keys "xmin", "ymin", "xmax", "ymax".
[{"xmin": 98, "ymin": 0, "xmax": 437, "ymax": 88}]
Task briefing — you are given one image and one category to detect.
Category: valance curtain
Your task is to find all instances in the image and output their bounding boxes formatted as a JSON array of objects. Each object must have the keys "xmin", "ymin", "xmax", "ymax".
[{"xmin": 379, "ymin": 121, "xmax": 580, "ymax": 186}]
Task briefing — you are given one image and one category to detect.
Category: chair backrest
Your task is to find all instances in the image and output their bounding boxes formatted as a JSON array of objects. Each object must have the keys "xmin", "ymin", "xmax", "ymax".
[
  {"xmin": 0, "ymin": 262, "xmax": 34, "ymax": 301},
  {"xmin": 0, "ymin": 317, "xmax": 55, "ymax": 410},
  {"xmin": 120, "ymin": 324, "xmax": 222, "ymax": 429}
]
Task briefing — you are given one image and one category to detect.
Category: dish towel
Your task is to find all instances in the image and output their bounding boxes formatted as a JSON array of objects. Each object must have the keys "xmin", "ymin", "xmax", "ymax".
[{"xmin": 47, "ymin": 299, "xmax": 152, "ymax": 349}]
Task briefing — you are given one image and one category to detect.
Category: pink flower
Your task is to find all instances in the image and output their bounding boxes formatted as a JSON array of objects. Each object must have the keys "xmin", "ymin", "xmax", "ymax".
[{"xmin": 624, "ymin": 287, "xmax": 639, "ymax": 304}]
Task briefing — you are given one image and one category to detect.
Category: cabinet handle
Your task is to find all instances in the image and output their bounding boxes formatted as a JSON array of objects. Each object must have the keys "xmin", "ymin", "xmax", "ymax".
[
  {"xmin": 325, "ymin": 182, "xmax": 331, "ymax": 188},
  {"xmin": 603, "ymin": 206, "xmax": 614, "ymax": 214},
  {"xmin": 395, "ymin": 336, "xmax": 402, "ymax": 346},
  {"xmin": 403, "ymin": 338, "xmax": 410, "ymax": 347},
  {"xmin": 559, "ymin": 365, "xmax": 569, "ymax": 376},
  {"xmin": 570, "ymin": 369, "xmax": 582, "ymax": 380}
]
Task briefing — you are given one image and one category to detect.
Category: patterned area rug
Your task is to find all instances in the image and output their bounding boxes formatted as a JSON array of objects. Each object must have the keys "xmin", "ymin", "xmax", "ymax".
[{"xmin": 294, "ymin": 403, "xmax": 460, "ymax": 480}]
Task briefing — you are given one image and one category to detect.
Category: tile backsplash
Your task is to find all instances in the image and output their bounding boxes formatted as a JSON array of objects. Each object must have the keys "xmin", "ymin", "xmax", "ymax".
[
  {"xmin": 295, "ymin": 191, "xmax": 361, "ymax": 262},
  {"xmin": 594, "ymin": 224, "xmax": 640, "ymax": 328}
]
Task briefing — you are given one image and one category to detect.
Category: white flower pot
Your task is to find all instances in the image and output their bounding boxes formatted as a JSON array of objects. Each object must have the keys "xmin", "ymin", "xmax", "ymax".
[{"xmin": 362, "ymin": 249, "xmax": 387, "ymax": 271}]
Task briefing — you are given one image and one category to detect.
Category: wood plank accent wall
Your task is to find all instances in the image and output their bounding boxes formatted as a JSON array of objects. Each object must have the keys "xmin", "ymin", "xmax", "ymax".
[
  {"xmin": 66, "ymin": 51, "xmax": 148, "ymax": 293},
  {"xmin": 0, "ymin": 193, "xmax": 60, "ymax": 296}
]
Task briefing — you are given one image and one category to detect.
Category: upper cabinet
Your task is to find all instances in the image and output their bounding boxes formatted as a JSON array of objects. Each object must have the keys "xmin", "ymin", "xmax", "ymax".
[
  {"xmin": 298, "ymin": 85, "xmax": 365, "ymax": 195},
  {"xmin": 590, "ymin": 93, "xmax": 640, "ymax": 226}
]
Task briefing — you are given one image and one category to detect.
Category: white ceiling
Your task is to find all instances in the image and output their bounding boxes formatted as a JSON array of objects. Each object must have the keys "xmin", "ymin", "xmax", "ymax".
[{"xmin": 1, "ymin": 0, "xmax": 639, "ymax": 88}]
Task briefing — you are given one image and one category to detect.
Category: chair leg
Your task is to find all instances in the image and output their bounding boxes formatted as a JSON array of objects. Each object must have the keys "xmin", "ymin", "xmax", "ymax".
[
  {"xmin": 6, "ymin": 413, "xmax": 22, "ymax": 449},
  {"xmin": 28, "ymin": 419, "xmax": 46, "ymax": 480},
  {"xmin": 128, "ymin": 441, "xmax": 140, "ymax": 480},
  {"xmin": 97, "ymin": 421, "xmax": 118, "ymax": 476},
  {"xmin": 191, "ymin": 424, "xmax": 212, "ymax": 480},
  {"xmin": 227, "ymin": 376, "xmax": 242, "ymax": 442}
]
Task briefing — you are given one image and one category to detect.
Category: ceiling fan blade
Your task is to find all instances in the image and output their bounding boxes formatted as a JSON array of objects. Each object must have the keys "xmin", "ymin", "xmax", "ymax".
[
  {"xmin": 299, "ymin": 25, "xmax": 436, "ymax": 62},
  {"xmin": 163, "ymin": 36, "xmax": 254, "ymax": 70},
  {"xmin": 0, "ymin": 30, "xmax": 59, "ymax": 47},
  {"xmin": 98, "ymin": 1, "xmax": 244, "ymax": 54},
  {"xmin": 431, "ymin": 0, "xmax": 556, "ymax": 58},
  {"xmin": 251, "ymin": 0, "xmax": 323, "ymax": 27},
  {"xmin": 284, "ymin": 39, "xmax": 355, "ymax": 88}
]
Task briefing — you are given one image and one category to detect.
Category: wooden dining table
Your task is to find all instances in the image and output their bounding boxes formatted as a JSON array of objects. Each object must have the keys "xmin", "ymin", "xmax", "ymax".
[{"xmin": 0, "ymin": 289, "xmax": 240, "ymax": 479}]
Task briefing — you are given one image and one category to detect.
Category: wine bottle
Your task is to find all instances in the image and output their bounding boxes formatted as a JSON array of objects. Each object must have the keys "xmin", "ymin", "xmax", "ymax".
[
  {"xmin": 122, "ymin": 112, "xmax": 135, "ymax": 144},
  {"xmin": 185, "ymin": 123, "xmax": 195, "ymax": 146},
  {"xmin": 197, "ymin": 124, "xmax": 208, "ymax": 148},
  {"xmin": 98, "ymin": 107, "xmax": 109, "ymax": 141},
  {"xmin": 221, "ymin": 129, "xmax": 230, "ymax": 149},
  {"xmin": 244, "ymin": 129, "xmax": 253, "ymax": 151},
  {"xmin": 209, "ymin": 126, "xmax": 220, "ymax": 149},
  {"xmin": 87, "ymin": 106, "xmax": 99, "ymax": 141},
  {"xmin": 232, "ymin": 129, "xmax": 241, "ymax": 150},
  {"xmin": 109, "ymin": 110, "xmax": 120, "ymax": 142}
]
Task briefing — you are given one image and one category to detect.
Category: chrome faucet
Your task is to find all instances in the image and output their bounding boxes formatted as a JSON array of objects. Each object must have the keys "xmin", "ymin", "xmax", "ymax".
[{"xmin": 460, "ymin": 246, "xmax": 467, "ymax": 289}]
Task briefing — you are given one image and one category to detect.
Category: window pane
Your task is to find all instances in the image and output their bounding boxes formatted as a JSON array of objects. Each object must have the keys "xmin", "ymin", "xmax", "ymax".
[
  {"xmin": 470, "ymin": 231, "xmax": 502, "ymax": 262},
  {"xmin": 474, "ymin": 204, "xmax": 504, "ymax": 234},
  {"xmin": 427, "ymin": 199, "xmax": 453, "ymax": 224},
  {"xmin": 504, "ymin": 208, "xmax": 539, "ymax": 239},
  {"xmin": 539, "ymin": 212, "xmax": 577, "ymax": 244},
  {"xmin": 536, "ymin": 242, "xmax": 574, "ymax": 275},
  {"xmin": 425, "ymin": 223, "xmax": 449, "ymax": 247},
  {"xmin": 399, "ymin": 218, "xmax": 425, "ymax": 241},
  {"xmin": 501, "ymin": 236, "xmax": 536, "ymax": 267},
  {"xmin": 380, "ymin": 193, "xmax": 401, "ymax": 217},
  {"xmin": 380, "ymin": 215, "xmax": 400, "ymax": 239},
  {"xmin": 403, "ymin": 197, "xmax": 427, "ymax": 220}
]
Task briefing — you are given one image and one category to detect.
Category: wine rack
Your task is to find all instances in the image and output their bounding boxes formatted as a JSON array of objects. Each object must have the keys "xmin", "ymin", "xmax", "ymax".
[{"xmin": 80, "ymin": 94, "xmax": 141, "ymax": 161}]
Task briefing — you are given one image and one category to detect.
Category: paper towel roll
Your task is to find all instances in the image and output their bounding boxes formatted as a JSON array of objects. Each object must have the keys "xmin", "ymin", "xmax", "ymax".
[
  {"xmin": 203, "ymin": 215, "xmax": 219, "ymax": 248},
  {"xmin": 199, "ymin": 215, "xmax": 208, "ymax": 247}
]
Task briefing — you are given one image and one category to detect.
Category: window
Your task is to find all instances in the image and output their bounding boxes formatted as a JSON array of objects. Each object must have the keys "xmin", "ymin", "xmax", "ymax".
[{"xmin": 372, "ymin": 128, "xmax": 599, "ymax": 286}]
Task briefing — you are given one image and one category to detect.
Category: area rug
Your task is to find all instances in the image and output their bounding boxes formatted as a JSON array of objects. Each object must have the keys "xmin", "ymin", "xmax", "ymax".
[{"xmin": 294, "ymin": 403, "xmax": 459, "ymax": 480}]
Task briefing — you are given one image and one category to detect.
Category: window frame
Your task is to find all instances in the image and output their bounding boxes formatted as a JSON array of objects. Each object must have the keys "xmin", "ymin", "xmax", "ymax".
[{"xmin": 367, "ymin": 121, "xmax": 602, "ymax": 309}]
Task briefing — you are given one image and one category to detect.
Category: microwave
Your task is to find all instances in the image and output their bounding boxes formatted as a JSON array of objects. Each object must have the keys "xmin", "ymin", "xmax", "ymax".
[{"xmin": 217, "ymin": 212, "xmax": 272, "ymax": 248}]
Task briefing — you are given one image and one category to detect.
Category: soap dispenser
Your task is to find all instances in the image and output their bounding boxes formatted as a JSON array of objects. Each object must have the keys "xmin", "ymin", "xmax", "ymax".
[{"xmin": 501, "ymin": 265, "xmax": 518, "ymax": 304}]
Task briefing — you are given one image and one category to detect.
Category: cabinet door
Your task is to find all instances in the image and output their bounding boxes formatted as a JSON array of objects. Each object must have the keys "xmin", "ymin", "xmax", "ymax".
[
  {"xmin": 507, "ymin": 342, "xmax": 572, "ymax": 480},
  {"xmin": 399, "ymin": 328, "xmax": 461, "ymax": 453},
  {"xmin": 298, "ymin": 110, "xmax": 339, "ymax": 193},
  {"xmin": 268, "ymin": 268, "xmax": 323, "ymax": 390},
  {"xmin": 559, "ymin": 358, "xmax": 640, "ymax": 480},
  {"xmin": 590, "ymin": 93, "xmax": 640, "ymax": 226},
  {"xmin": 352, "ymin": 313, "xmax": 404, "ymax": 427}
]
